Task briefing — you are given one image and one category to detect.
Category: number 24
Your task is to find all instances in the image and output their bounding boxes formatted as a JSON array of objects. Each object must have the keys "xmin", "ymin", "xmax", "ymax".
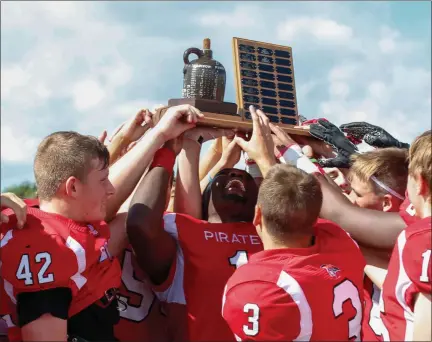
[{"xmin": 16, "ymin": 253, "xmax": 54, "ymax": 285}]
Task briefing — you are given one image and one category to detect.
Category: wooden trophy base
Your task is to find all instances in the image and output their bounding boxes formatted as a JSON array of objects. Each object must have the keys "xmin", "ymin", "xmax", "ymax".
[{"xmin": 157, "ymin": 98, "xmax": 310, "ymax": 137}]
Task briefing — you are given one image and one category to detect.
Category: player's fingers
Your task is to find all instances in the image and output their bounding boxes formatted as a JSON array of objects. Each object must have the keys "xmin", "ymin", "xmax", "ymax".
[
  {"xmin": 302, "ymin": 145, "xmax": 314, "ymax": 158},
  {"xmin": 109, "ymin": 122, "xmax": 125, "ymax": 142},
  {"xmin": 249, "ymin": 105, "xmax": 263, "ymax": 135},
  {"xmin": 233, "ymin": 136, "xmax": 248, "ymax": 152},
  {"xmin": 98, "ymin": 130, "xmax": 107, "ymax": 144}
]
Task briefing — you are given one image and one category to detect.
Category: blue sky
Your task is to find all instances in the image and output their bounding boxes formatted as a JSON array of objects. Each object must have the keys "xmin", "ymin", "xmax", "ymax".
[{"xmin": 1, "ymin": 1, "xmax": 431, "ymax": 190}]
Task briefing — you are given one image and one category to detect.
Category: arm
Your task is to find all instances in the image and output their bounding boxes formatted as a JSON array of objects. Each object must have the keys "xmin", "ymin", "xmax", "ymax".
[
  {"xmin": 413, "ymin": 293, "xmax": 431, "ymax": 341},
  {"xmin": 107, "ymin": 212, "xmax": 128, "ymax": 258},
  {"xmin": 362, "ymin": 245, "xmax": 391, "ymax": 290},
  {"xmin": 316, "ymin": 173, "xmax": 406, "ymax": 249},
  {"xmin": 126, "ymin": 148, "xmax": 177, "ymax": 285},
  {"xmin": 22, "ymin": 315, "xmax": 66, "ymax": 341},
  {"xmin": 174, "ymin": 139, "xmax": 202, "ymax": 218},
  {"xmin": 200, "ymin": 139, "xmax": 241, "ymax": 192},
  {"xmin": 19, "ymin": 289, "xmax": 72, "ymax": 341},
  {"xmin": 199, "ymin": 138, "xmax": 222, "ymax": 181},
  {"xmin": 105, "ymin": 128, "xmax": 165, "ymax": 221}
]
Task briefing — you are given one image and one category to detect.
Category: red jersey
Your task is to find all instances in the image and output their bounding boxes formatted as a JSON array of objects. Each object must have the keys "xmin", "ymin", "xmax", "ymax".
[
  {"xmin": 153, "ymin": 213, "xmax": 263, "ymax": 341},
  {"xmin": 380, "ymin": 217, "xmax": 431, "ymax": 341},
  {"xmin": 114, "ymin": 246, "xmax": 169, "ymax": 342},
  {"xmin": 399, "ymin": 197, "xmax": 418, "ymax": 226},
  {"xmin": 0, "ymin": 207, "xmax": 121, "ymax": 338},
  {"xmin": 222, "ymin": 220, "xmax": 366, "ymax": 341}
]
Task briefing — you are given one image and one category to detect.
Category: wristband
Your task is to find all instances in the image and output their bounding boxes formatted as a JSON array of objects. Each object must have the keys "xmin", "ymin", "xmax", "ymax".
[
  {"xmin": 245, "ymin": 158, "xmax": 262, "ymax": 179},
  {"xmin": 278, "ymin": 145, "xmax": 323, "ymax": 175},
  {"xmin": 149, "ymin": 148, "xmax": 176, "ymax": 176}
]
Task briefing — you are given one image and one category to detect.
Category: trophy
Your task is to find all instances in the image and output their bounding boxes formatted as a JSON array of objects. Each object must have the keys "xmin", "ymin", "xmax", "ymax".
[{"xmin": 154, "ymin": 37, "xmax": 310, "ymax": 137}]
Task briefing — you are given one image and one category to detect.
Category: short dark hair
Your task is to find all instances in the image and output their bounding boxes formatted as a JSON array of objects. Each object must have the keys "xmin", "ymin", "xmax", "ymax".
[
  {"xmin": 34, "ymin": 131, "xmax": 110, "ymax": 201},
  {"xmin": 258, "ymin": 164, "xmax": 322, "ymax": 240}
]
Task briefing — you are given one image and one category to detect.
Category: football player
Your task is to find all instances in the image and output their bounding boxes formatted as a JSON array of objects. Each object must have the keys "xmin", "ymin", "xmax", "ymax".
[
  {"xmin": 126, "ymin": 107, "xmax": 271, "ymax": 341},
  {"xmin": 379, "ymin": 130, "xmax": 431, "ymax": 341},
  {"xmin": 222, "ymin": 111, "xmax": 366, "ymax": 340}
]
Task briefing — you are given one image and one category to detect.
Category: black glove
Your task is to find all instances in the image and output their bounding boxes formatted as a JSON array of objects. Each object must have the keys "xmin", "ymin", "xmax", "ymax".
[
  {"xmin": 339, "ymin": 122, "xmax": 410, "ymax": 149},
  {"xmin": 310, "ymin": 119, "xmax": 358, "ymax": 168}
]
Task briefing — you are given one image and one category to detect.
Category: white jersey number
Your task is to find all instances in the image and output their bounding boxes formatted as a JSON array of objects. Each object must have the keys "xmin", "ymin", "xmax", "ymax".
[
  {"xmin": 16, "ymin": 253, "xmax": 54, "ymax": 286},
  {"xmin": 229, "ymin": 250, "xmax": 249, "ymax": 269},
  {"xmin": 243, "ymin": 303, "xmax": 259, "ymax": 336},
  {"xmin": 420, "ymin": 249, "xmax": 431, "ymax": 282},
  {"xmin": 118, "ymin": 249, "xmax": 155, "ymax": 322},
  {"xmin": 333, "ymin": 280, "xmax": 362, "ymax": 341}
]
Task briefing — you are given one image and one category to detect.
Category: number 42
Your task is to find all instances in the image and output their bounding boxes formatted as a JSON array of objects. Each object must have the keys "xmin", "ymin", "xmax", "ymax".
[{"xmin": 16, "ymin": 253, "xmax": 54, "ymax": 285}]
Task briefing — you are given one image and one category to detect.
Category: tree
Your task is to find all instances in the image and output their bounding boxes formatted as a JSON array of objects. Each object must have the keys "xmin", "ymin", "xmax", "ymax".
[{"xmin": 3, "ymin": 181, "xmax": 37, "ymax": 199}]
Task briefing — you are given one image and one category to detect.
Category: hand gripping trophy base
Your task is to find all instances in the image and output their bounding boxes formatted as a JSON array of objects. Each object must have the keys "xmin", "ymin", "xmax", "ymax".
[{"xmin": 154, "ymin": 98, "xmax": 311, "ymax": 137}]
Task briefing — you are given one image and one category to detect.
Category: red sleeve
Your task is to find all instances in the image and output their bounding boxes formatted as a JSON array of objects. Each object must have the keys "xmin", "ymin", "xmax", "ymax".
[
  {"xmin": 403, "ymin": 231, "xmax": 431, "ymax": 294},
  {"xmin": 1, "ymin": 220, "xmax": 79, "ymax": 294},
  {"xmin": 222, "ymin": 281, "xmax": 301, "ymax": 341}
]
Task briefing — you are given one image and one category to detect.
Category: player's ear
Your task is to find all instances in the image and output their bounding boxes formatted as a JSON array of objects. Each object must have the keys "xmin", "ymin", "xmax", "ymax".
[
  {"xmin": 65, "ymin": 176, "xmax": 80, "ymax": 199},
  {"xmin": 418, "ymin": 174, "xmax": 429, "ymax": 198},
  {"xmin": 253, "ymin": 205, "xmax": 262, "ymax": 229},
  {"xmin": 381, "ymin": 194, "xmax": 394, "ymax": 212}
]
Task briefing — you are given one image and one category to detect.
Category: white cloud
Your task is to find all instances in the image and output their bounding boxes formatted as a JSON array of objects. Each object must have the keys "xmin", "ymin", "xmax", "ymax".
[
  {"xmin": 277, "ymin": 17, "xmax": 353, "ymax": 44},
  {"xmin": 196, "ymin": 6, "xmax": 258, "ymax": 28},
  {"xmin": 1, "ymin": 125, "xmax": 39, "ymax": 163},
  {"xmin": 72, "ymin": 79, "xmax": 106, "ymax": 111}
]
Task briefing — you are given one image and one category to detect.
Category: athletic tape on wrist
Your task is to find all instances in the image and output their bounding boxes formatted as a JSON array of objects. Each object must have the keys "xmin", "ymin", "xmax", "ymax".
[
  {"xmin": 278, "ymin": 145, "xmax": 323, "ymax": 175},
  {"xmin": 149, "ymin": 147, "xmax": 176, "ymax": 176}
]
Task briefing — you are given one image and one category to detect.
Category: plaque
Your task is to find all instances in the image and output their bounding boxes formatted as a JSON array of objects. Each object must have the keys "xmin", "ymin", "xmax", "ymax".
[
  {"xmin": 233, "ymin": 37, "xmax": 300, "ymax": 126},
  {"xmin": 153, "ymin": 37, "xmax": 310, "ymax": 137}
]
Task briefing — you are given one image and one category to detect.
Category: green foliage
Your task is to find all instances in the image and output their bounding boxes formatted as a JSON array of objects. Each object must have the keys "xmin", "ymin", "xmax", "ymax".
[{"xmin": 3, "ymin": 181, "xmax": 37, "ymax": 199}]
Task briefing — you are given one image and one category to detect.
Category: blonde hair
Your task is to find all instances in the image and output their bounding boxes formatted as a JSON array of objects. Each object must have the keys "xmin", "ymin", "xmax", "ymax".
[
  {"xmin": 349, "ymin": 148, "xmax": 408, "ymax": 196},
  {"xmin": 408, "ymin": 130, "xmax": 431, "ymax": 193},
  {"xmin": 34, "ymin": 131, "xmax": 110, "ymax": 201}
]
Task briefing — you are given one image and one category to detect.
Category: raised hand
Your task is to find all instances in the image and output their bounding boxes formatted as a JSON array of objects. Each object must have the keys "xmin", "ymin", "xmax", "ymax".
[
  {"xmin": 234, "ymin": 105, "xmax": 276, "ymax": 177},
  {"xmin": 340, "ymin": 122, "xmax": 409, "ymax": 149},
  {"xmin": 110, "ymin": 109, "xmax": 153, "ymax": 144},
  {"xmin": 310, "ymin": 119, "xmax": 358, "ymax": 168},
  {"xmin": 155, "ymin": 104, "xmax": 204, "ymax": 142},
  {"xmin": 1, "ymin": 192, "xmax": 27, "ymax": 229},
  {"xmin": 219, "ymin": 137, "xmax": 242, "ymax": 168}
]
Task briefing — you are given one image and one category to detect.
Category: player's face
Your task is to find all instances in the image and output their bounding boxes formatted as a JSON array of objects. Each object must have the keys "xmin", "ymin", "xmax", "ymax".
[
  {"xmin": 76, "ymin": 158, "xmax": 115, "ymax": 221},
  {"xmin": 325, "ymin": 167, "xmax": 351, "ymax": 194},
  {"xmin": 350, "ymin": 176, "xmax": 385, "ymax": 211},
  {"xmin": 209, "ymin": 168, "xmax": 258, "ymax": 221}
]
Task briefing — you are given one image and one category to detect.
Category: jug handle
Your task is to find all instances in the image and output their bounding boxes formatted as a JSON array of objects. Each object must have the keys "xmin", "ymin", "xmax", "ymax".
[{"xmin": 183, "ymin": 48, "xmax": 204, "ymax": 65}]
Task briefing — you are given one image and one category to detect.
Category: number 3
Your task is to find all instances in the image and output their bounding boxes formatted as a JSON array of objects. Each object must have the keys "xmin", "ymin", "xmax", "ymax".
[
  {"xmin": 243, "ymin": 303, "xmax": 259, "ymax": 336},
  {"xmin": 333, "ymin": 280, "xmax": 362, "ymax": 340},
  {"xmin": 16, "ymin": 253, "xmax": 54, "ymax": 285}
]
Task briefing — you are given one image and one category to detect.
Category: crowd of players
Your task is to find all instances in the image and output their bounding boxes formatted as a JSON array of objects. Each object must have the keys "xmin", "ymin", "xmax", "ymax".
[{"xmin": 0, "ymin": 104, "xmax": 430, "ymax": 341}]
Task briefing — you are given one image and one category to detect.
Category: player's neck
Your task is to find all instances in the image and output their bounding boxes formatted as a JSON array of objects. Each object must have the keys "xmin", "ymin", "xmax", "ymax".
[
  {"xmin": 419, "ymin": 202, "xmax": 431, "ymax": 219},
  {"xmin": 261, "ymin": 234, "xmax": 314, "ymax": 250},
  {"xmin": 39, "ymin": 198, "xmax": 86, "ymax": 223}
]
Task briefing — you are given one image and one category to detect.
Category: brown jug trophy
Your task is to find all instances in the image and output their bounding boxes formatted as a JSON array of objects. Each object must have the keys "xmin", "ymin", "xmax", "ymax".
[{"xmin": 154, "ymin": 38, "xmax": 310, "ymax": 137}]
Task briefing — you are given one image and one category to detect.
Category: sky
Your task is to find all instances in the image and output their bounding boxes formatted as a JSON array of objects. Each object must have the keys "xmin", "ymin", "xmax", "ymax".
[{"xmin": 1, "ymin": 1, "xmax": 431, "ymax": 190}]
